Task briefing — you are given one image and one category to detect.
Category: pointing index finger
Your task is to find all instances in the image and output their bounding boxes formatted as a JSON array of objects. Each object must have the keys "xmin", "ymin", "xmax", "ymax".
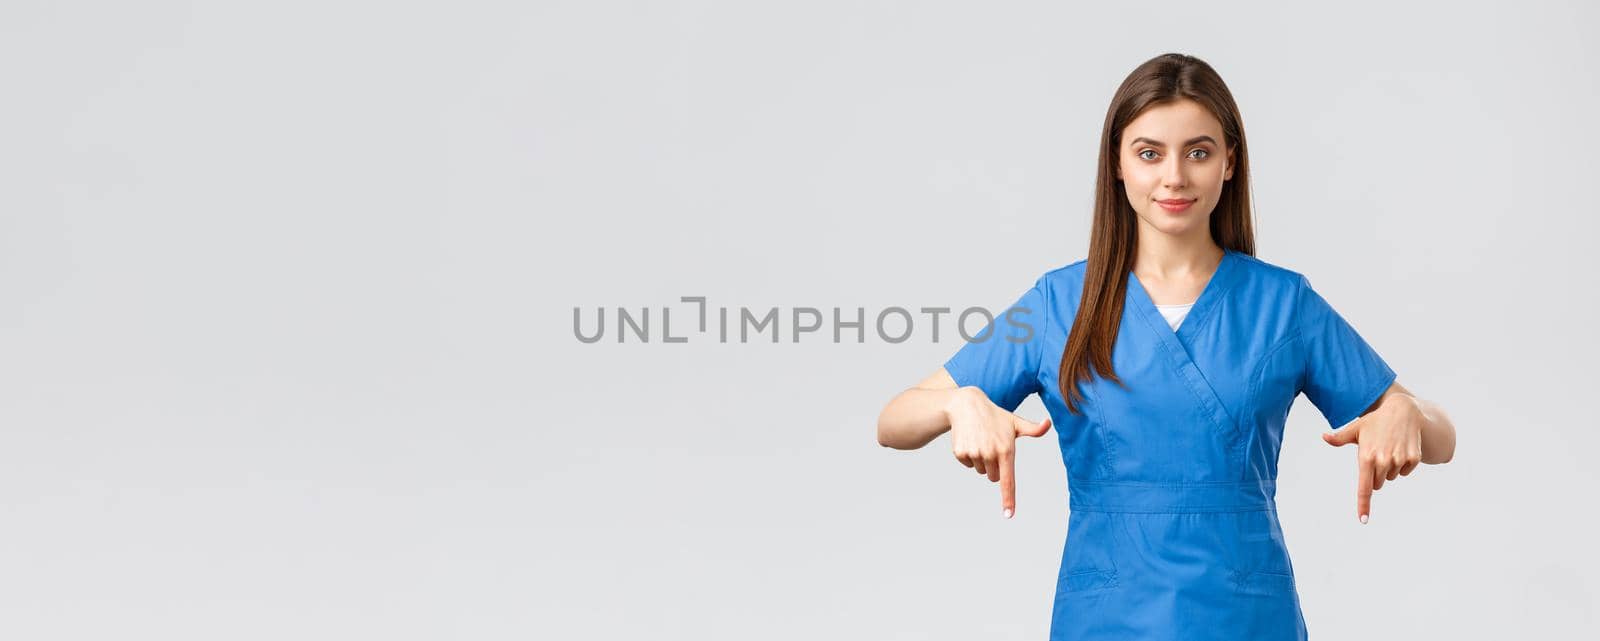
[
  {"xmin": 1000, "ymin": 448, "xmax": 1016, "ymax": 519},
  {"xmin": 1357, "ymin": 456, "xmax": 1373, "ymax": 524}
]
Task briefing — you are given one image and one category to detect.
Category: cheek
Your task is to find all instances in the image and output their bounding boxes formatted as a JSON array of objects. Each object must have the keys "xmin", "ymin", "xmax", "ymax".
[
  {"xmin": 1120, "ymin": 171, "xmax": 1151, "ymax": 200},
  {"xmin": 1120, "ymin": 163, "xmax": 1152, "ymax": 188}
]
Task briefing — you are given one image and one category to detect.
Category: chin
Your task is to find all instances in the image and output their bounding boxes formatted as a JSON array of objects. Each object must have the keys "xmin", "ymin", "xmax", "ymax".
[{"xmin": 1139, "ymin": 213, "xmax": 1203, "ymax": 237}]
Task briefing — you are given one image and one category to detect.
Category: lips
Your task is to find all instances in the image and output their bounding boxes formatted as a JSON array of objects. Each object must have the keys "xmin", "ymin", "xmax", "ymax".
[{"xmin": 1156, "ymin": 198, "xmax": 1194, "ymax": 213}]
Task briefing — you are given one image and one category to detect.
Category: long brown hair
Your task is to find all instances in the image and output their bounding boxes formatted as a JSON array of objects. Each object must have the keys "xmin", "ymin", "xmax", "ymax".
[{"xmin": 1057, "ymin": 53, "xmax": 1257, "ymax": 415}]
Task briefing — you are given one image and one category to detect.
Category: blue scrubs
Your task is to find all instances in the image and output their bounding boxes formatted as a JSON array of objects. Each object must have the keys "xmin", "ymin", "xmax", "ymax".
[{"xmin": 942, "ymin": 249, "xmax": 1395, "ymax": 640}]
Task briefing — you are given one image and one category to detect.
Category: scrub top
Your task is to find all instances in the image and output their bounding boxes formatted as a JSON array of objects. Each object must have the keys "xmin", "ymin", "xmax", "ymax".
[{"xmin": 942, "ymin": 249, "xmax": 1395, "ymax": 641}]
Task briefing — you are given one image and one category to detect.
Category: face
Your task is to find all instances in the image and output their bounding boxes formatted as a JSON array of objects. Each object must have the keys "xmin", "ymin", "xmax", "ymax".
[{"xmin": 1115, "ymin": 99, "xmax": 1235, "ymax": 242}]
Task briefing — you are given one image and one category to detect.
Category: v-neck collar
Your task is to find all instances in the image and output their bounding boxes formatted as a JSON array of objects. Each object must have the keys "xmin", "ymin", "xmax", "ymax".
[
  {"xmin": 1126, "ymin": 249, "xmax": 1239, "ymax": 347},
  {"xmin": 1123, "ymin": 248, "xmax": 1244, "ymax": 437}
]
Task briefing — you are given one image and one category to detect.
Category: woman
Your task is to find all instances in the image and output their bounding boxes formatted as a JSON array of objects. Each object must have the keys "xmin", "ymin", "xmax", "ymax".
[{"xmin": 875, "ymin": 53, "xmax": 1457, "ymax": 640}]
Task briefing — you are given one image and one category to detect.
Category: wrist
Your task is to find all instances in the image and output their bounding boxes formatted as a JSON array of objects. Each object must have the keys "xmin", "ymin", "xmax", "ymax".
[{"xmin": 942, "ymin": 385, "xmax": 979, "ymax": 420}]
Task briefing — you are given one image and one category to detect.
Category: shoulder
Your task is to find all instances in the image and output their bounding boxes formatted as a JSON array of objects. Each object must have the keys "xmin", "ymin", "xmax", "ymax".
[
  {"xmin": 1225, "ymin": 251, "xmax": 1316, "ymax": 307},
  {"xmin": 1025, "ymin": 259, "xmax": 1088, "ymax": 309},
  {"xmin": 1228, "ymin": 251, "xmax": 1308, "ymax": 288},
  {"xmin": 1017, "ymin": 259, "xmax": 1087, "ymax": 328},
  {"xmin": 1227, "ymin": 252, "xmax": 1342, "ymax": 329},
  {"xmin": 1034, "ymin": 258, "xmax": 1089, "ymax": 290}
]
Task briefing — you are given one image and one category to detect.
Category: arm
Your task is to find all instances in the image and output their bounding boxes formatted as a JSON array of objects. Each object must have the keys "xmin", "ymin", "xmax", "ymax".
[
  {"xmin": 1324, "ymin": 379, "xmax": 1456, "ymax": 522},
  {"xmin": 879, "ymin": 366, "xmax": 1053, "ymax": 518},
  {"xmin": 876, "ymin": 367, "xmax": 964, "ymax": 450},
  {"xmin": 1361, "ymin": 381, "xmax": 1456, "ymax": 464}
]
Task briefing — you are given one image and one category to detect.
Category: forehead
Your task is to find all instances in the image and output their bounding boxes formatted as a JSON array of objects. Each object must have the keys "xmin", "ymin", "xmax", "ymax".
[{"xmin": 1122, "ymin": 99, "xmax": 1223, "ymax": 143}]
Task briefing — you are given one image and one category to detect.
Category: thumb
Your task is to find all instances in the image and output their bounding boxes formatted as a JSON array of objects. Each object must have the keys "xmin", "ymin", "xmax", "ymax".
[
  {"xmin": 1013, "ymin": 414, "xmax": 1052, "ymax": 438},
  {"xmin": 1322, "ymin": 423, "xmax": 1360, "ymax": 447}
]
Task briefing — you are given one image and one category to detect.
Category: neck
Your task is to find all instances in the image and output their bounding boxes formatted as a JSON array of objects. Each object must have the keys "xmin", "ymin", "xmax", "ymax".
[{"xmin": 1134, "ymin": 230, "xmax": 1224, "ymax": 280}]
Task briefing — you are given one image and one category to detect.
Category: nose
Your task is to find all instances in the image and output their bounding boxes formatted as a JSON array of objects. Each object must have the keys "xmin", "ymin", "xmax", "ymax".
[{"xmin": 1162, "ymin": 155, "xmax": 1187, "ymax": 190}]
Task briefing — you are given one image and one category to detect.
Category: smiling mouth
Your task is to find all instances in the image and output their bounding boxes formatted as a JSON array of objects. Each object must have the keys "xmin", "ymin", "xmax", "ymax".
[{"xmin": 1156, "ymin": 199, "xmax": 1194, "ymax": 212}]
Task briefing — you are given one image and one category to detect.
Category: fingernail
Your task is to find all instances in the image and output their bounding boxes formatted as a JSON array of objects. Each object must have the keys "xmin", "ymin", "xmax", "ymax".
[
  {"xmin": 1359, "ymin": 514, "xmax": 1368, "ymax": 524},
  {"xmin": 1003, "ymin": 508, "xmax": 1013, "ymax": 519}
]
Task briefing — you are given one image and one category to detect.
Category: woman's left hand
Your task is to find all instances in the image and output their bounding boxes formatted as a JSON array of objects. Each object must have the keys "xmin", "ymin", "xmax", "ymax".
[{"xmin": 1321, "ymin": 393, "xmax": 1425, "ymax": 524}]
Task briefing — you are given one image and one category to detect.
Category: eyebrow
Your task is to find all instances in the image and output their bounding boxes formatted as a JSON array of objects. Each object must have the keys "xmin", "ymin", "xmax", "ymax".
[{"xmin": 1129, "ymin": 135, "xmax": 1217, "ymax": 148}]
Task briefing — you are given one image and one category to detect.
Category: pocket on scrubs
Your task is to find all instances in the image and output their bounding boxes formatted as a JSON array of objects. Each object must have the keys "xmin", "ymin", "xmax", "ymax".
[
  {"xmin": 1229, "ymin": 568, "xmax": 1297, "ymax": 597},
  {"xmin": 1058, "ymin": 512, "xmax": 1121, "ymax": 596},
  {"xmin": 1057, "ymin": 568, "xmax": 1120, "ymax": 595}
]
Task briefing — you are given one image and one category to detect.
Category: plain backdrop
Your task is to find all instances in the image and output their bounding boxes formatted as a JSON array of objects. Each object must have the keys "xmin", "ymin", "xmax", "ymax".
[{"xmin": 3, "ymin": 1, "xmax": 1597, "ymax": 639}]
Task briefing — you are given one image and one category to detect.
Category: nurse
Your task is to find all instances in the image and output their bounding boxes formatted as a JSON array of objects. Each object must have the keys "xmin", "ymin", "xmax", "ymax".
[{"xmin": 876, "ymin": 53, "xmax": 1458, "ymax": 640}]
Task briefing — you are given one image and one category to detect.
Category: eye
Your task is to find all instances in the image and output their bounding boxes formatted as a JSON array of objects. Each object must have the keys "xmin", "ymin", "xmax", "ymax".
[
  {"xmin": 1188, "ymin": 148, "xmax": 1210, "ymax": 160},
  {"xmin": 1138, "ymin": 149, "xmax": 1158, "ymax": 161}
]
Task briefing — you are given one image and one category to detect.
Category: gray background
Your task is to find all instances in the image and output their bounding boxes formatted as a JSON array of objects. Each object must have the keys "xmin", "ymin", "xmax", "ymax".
[{"xmin": 2, "ymin": 1, "xmax": 1596, "ymax": 638}]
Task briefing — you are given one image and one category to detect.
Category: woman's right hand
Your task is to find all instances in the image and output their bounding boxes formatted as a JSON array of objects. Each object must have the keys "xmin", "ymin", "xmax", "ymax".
[{"xmin": 942, "ymin": 386, "xmax": 1053, "ymax": 519}]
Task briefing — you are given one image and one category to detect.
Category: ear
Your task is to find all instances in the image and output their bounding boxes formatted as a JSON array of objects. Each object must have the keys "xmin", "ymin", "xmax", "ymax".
[{"xmin": 1224, "ymin": 145, "xmax": 1236, "ymax": 181}]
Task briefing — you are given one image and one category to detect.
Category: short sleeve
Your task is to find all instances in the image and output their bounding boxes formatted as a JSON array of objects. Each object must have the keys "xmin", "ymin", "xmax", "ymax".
[
  {"xmin": 942, "ymin": 278, "xmax": 1047, "ymax": 412},
  {"xmin": 1295, "ymin": 275, "xmax": 1397, "ymax": 430}
]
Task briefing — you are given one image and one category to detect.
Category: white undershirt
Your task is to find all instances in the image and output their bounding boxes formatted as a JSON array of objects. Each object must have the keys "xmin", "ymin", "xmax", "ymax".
[{"xmin": 1153, "ymin": 302, "xmax": 1195, "ymax": 331}]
